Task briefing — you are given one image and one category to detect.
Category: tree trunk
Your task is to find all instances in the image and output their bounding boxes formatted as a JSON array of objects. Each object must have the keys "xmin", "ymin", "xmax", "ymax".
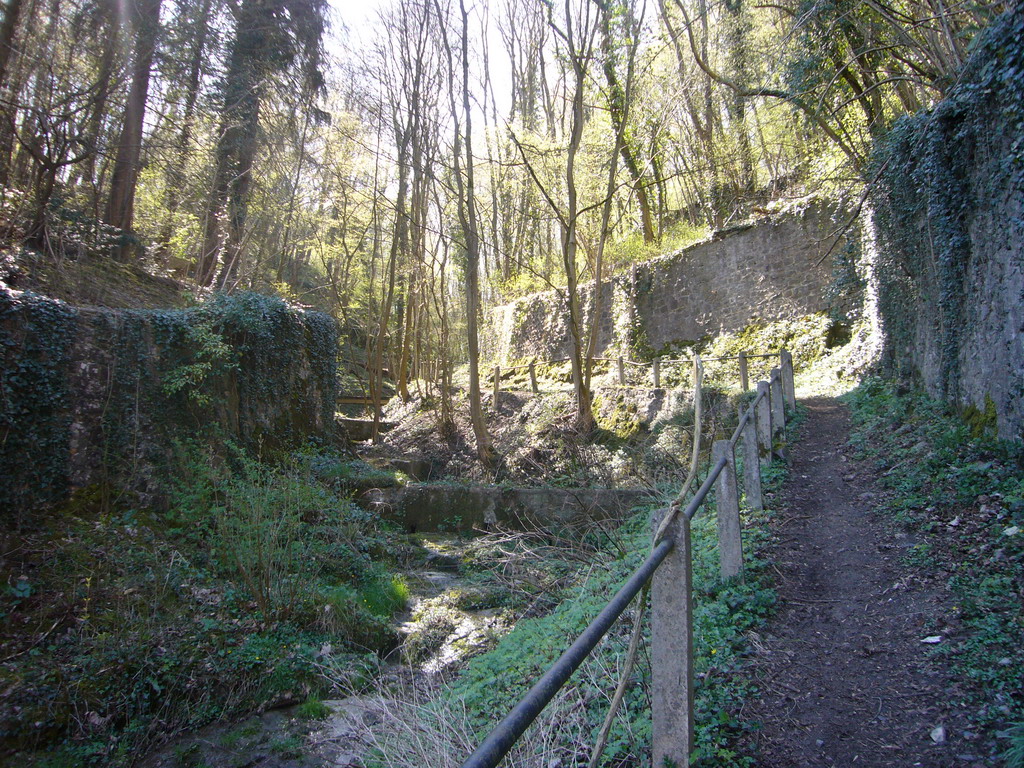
[
  {"xmin": 561, "ymin": 2, "xmax": 596, "ymax": 434},
  {"xmin": 197, "ymin": 0, "xmax": 265, "ymax": 286},
  {"xmin": 0, "ymin": 0, "xmax": 25, "ymax": 89},
  {"xmin": 104, "ymin": 0, "xmax": 161, "ymax": 255},
  {"xmin": 598, "ymin": 0, "xmax": 655, "ymax": 243},
  {"xmin": 0, "ymin": 0, "xmax": 25, "ymax": 188},
  {"xmin": 158, "ymin": 0, "xmax": 213, "ymax": 254}
]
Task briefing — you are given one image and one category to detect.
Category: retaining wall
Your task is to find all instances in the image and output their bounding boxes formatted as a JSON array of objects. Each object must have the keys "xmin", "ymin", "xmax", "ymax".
[
  {"xmin": 359, "ymin": 485, "xmax": 655, "ymax": 533},
  {"xmin": 490, "ymin": 203, "xmax": 850, "ymax": 363}
]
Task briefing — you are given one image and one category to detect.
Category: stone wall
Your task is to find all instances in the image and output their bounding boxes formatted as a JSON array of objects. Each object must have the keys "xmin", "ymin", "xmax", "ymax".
[
  {"xmin": 0, "ymin": 290, "xmax": 339, "ymax": 514},
  {"xmin": 490, "ymin": 203, "xmax": 849, "ymax": 362},
  {"xmin": 870, "ymin": 8, "xmax": 1024, "ymax": 440},
  {"xmin": 359, "ymin": 485, "xmax": 655, "ymax": 533}
]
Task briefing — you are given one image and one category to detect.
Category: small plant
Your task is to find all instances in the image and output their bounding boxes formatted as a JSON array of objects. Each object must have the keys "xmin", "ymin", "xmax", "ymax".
[
  {"xmin": 1004, "ymin": 722, "xmax": 1024, "ymax": 768},
  {"xmin": 296, "ymin": 696, "xmax": 332, "ymax": 720},
  {"xmin": 269, "ymin": 734, "xmax": 304, "ymax": 758},
  {"xmin": 216, "ymin": 469, "xmax": 320, "ymax": 624},
  {"xmin": 359, "ymin": 573, "xmax": 409, "ymax": 617}
]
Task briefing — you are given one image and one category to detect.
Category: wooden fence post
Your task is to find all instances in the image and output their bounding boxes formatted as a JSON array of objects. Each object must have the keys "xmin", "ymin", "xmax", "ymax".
[
  {"xmin": 755, "ymin": 381, "xmax": 772, "ymax": 469},
  {"xmin": 493, "ymin": 365, "xmax": 500, "ymax": 407},
  {"xmin": 740, "ymin": 406, "xmax": 763, "ymax": 511},
  {"xmin": 652, "ymin": 356, "xmax": 661, "ymax": 389},
  {"xmin": 770, "ymin": 369, "xmax": 786, "ymax": 459},
  {"xmin": 780, "ymin": 350, "xmax": 795, "ymax": 410},
  {"xmin": 618, "ymin": 356, "xmax": 625, "ymax": 386},
  {"xmin": 652, "ymin": 511, "xmax": 694, "ymax": 767},
  {"xmin": 713, "ymin": 440, "xmax": 743, "ymax": 581},
  {"xmin": 738, "ymin": 351, "xmax": 749, "ymax": 392},
  {"xmin": 528, "ymin": 361, "xmax": 539, "ymax": 394}
]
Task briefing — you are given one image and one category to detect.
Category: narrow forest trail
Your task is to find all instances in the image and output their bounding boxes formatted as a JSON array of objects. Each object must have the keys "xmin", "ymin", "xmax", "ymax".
[{"xmin": 743, "ymin": 398, "xmax": 980, "ymax": 768}]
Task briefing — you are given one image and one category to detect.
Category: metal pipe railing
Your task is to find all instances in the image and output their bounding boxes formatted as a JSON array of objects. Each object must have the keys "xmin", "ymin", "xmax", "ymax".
[
  {"xmin": 462, "ymin": 358, "xmax": 793, "ymax": 767},
  {"xmin": 460, "ymin": 537, "xmax": 676, "ymax": 768},
  {"xmin": 461, "ymin": 450, "xmax": 731, "ymax": 768}
]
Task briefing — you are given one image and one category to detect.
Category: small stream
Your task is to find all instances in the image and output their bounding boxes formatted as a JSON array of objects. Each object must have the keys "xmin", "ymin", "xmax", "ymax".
[{"xmin": 139, "ymin": 535, "xmax": 509, "ymax": 768}]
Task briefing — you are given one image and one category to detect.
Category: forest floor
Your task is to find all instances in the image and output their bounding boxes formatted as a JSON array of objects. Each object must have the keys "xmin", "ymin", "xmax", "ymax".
[{"xmin": 743, "ymin": 398, "xmax": 981, "ymax": 768}]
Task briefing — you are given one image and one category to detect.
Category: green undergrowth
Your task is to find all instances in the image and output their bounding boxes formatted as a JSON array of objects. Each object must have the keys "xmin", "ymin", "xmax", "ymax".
[
  {"xmin": 655, "ymin": 313, "xmax": 856, "ymax": 397},
  {"xmin": 0, "ymin": 443, "xmax": 412, "ymax": 767},
  {"xmin": 396, "ymin": 468, "xmax": 784, "ymax": 765},
  {"xmin": 845, "ymin": 378, "xmax": 1024, "ymax": 762}
]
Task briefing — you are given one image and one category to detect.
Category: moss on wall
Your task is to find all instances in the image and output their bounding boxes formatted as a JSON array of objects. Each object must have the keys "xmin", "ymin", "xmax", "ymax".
[
  {"xmin": 490, "ymin": 203, "xmax": 845, "ymax": 363},
  {"xmin": 0, "ymin": 290, "xmax": 339, "ymax": 516},
  {"xmin": 870, "ymin": 7, "xmax": 1024, "ymax": 439}
]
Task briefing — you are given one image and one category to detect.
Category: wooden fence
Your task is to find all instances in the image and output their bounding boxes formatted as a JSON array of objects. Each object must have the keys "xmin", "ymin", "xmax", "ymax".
[
  {"xmin": 490, "ymin": 349, "xmax": 790, "ymax": 400},
  {"xmin": 460, "ymin": 351, "xmax": 797, "ymax": 767}
]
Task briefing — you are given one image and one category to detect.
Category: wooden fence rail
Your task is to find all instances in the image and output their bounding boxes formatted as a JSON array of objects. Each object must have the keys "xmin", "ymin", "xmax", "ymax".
[
  {"xmin": 461, "ymin": 357, "xmax": 796, "ymax": 768},
  {"xmin": 490, "ymin": 349, "xmax": 794, "ymax": 401}
]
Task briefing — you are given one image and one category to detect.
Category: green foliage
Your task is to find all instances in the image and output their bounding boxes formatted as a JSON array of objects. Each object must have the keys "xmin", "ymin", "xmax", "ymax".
[
  {"xmin": 160, "ymin": 317, "xmax": 237, "ymax": 405},
  {"xmin": 296, "ymin": 697, "xmax": 332, "ymax": 720},
  {"xmin": 448, "ymin": 492, "xmax": 778, "ymax": 766},
  {"xmin": 1004, "ymin": 722, "xmax": 1024, "ymax": 768},
  {"xmin": 962, "ymin": 395, "xmax": 999, "ymax": 439},
  {"xmin": 593, "ymin": 392, "xmax": 643, "ymax": 443},
  {"xmin": 216, "ymin": 469, "xmax": 330, "ymax": 623},
  {"xmin": 1, "ymin": 439, "xmax": 409, "ymax": 764},
  {"xmin": 0, "ymin": 291, "xmax": 77, "ymax": 512},
  {"xmin": 269, "ymin": 734, "xmax": 305, "ymax": 758},
  {"xmin": 310, "ymin": 456, "xmax": 407, "ymax": 493},
  {"xmin": 602, "ymin": 219, "xmax": 710, "ymax": 276}
]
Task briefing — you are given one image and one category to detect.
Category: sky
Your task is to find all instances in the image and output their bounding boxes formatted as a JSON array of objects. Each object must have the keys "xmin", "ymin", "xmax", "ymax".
[
  {"xmin": 329, "ymin": 0, "xmax": 390, "ymax": 37},
  {"xmin": 325, "ymin": 0, "xmax": 515, "ymax": 120}
]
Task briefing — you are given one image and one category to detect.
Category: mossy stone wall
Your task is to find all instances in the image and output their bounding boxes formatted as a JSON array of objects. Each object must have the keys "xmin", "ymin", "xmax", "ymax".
[
  {"xmin": 0, "ymin": 290, "xmax": 339, "ymax": 514},
  {"xmin": 870, "ymin": 8, "xmax": 1024, "ymax": 440},
  {"xmin": 491, "ymin": 203, "xmax": 850, "ymax": 362}
]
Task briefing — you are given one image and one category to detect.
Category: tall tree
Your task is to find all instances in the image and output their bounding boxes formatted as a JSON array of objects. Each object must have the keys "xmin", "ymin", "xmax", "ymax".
[
  {"xmin": 597, "ymin": 0, "xmax": 656, "ymax": 243},
  {"xmin": 156, "ymin": 0, "xmax": 215, "ymax": 255},
  {"xmin": 104, "ymin": 0, "xmax": 162, "ymax": 252},
  {"xmin": 436, "ymin": 0, "xmax": 496, "ymax": 469},
  {"xmin": 196, "ymin": 0, "xmax": 327, "ymax": 286}
]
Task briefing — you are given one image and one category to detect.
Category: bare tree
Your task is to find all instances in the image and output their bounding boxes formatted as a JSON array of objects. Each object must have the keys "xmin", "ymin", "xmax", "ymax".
[{"xmin": 435, "ymin": 0, "xmax": 497, "ymax": 469}]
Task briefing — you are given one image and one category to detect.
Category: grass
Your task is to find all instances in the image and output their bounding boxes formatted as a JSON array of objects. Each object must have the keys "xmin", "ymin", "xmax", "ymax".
[
  {"xmin": 296, "ymin": 697, "xmax": 333, "ymax": 721},
  {"xmin": 845, "ymin": 377, "xmax": 1024, "ymax": 762},
  {"xmin": 360, "ymin": 429, "xmax": 789, "ymax": 767},
  {"xmin": 0, "ymin": 444, "xmax": 411, "ymax": 766}
]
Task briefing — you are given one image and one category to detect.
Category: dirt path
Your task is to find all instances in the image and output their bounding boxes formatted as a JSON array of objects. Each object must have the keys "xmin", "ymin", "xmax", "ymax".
[{"xmin": 744, "ymin": 398, "xmax": 980, "ymax": 768}]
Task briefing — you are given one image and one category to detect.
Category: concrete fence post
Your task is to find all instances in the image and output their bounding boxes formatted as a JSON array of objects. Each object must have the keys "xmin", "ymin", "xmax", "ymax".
[
  {"xmin": 529, "ymin": 361, "xmax": 539, "ymax": 394},
  {"xmin": 740, "ymin": 406, "xmax": 763, "ymax": 511},
  {"xmin": 652, "ymin": 511, "xmax": 694, "ymax": 767},
  {"xmin": 652, "ymin": 357, "xmax": 661, "ymax": 389},
  {"xmin": 755, "ymin": 381, "xmax": 772, "ymax": 469},
  {"xmin": 713, "ymin": 440, "xmax": 743, "ymax": 581},
  {"xmin": 738, "ymin": 351, "xmax": 749, "ymax": 392},
  {"xmin": 493, "ymin": 365, "xmax": 500, "ymax": 407},
  {"xmin": 770, "ymin": 369, "xmax": 786, "ymax": 459},
  {"xmin": 780, "ymin": 350, "xmax": 795, "ymax": 410},
  {"xmin": 618, "ymin": 356, "xmax": 626, "ymax": 386}
]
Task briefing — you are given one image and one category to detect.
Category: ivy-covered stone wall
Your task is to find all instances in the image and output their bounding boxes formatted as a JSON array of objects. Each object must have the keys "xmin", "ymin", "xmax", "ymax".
[
  {"xmin": 490, "ymin": 203, "xmax": 851, "ymax": 362},
  {"xmin": 871, "ymin": 8, "xmax": 1024, "ymax": 440},
  {"xmin": 0, "ymin": 290, "xmax": 339, "ymax": 514}
]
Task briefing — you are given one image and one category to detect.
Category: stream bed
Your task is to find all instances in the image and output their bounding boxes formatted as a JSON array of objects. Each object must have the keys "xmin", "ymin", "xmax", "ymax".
[{"xmin": 138, "ymin": 535, "xmax": 512, "ymax": 768}]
